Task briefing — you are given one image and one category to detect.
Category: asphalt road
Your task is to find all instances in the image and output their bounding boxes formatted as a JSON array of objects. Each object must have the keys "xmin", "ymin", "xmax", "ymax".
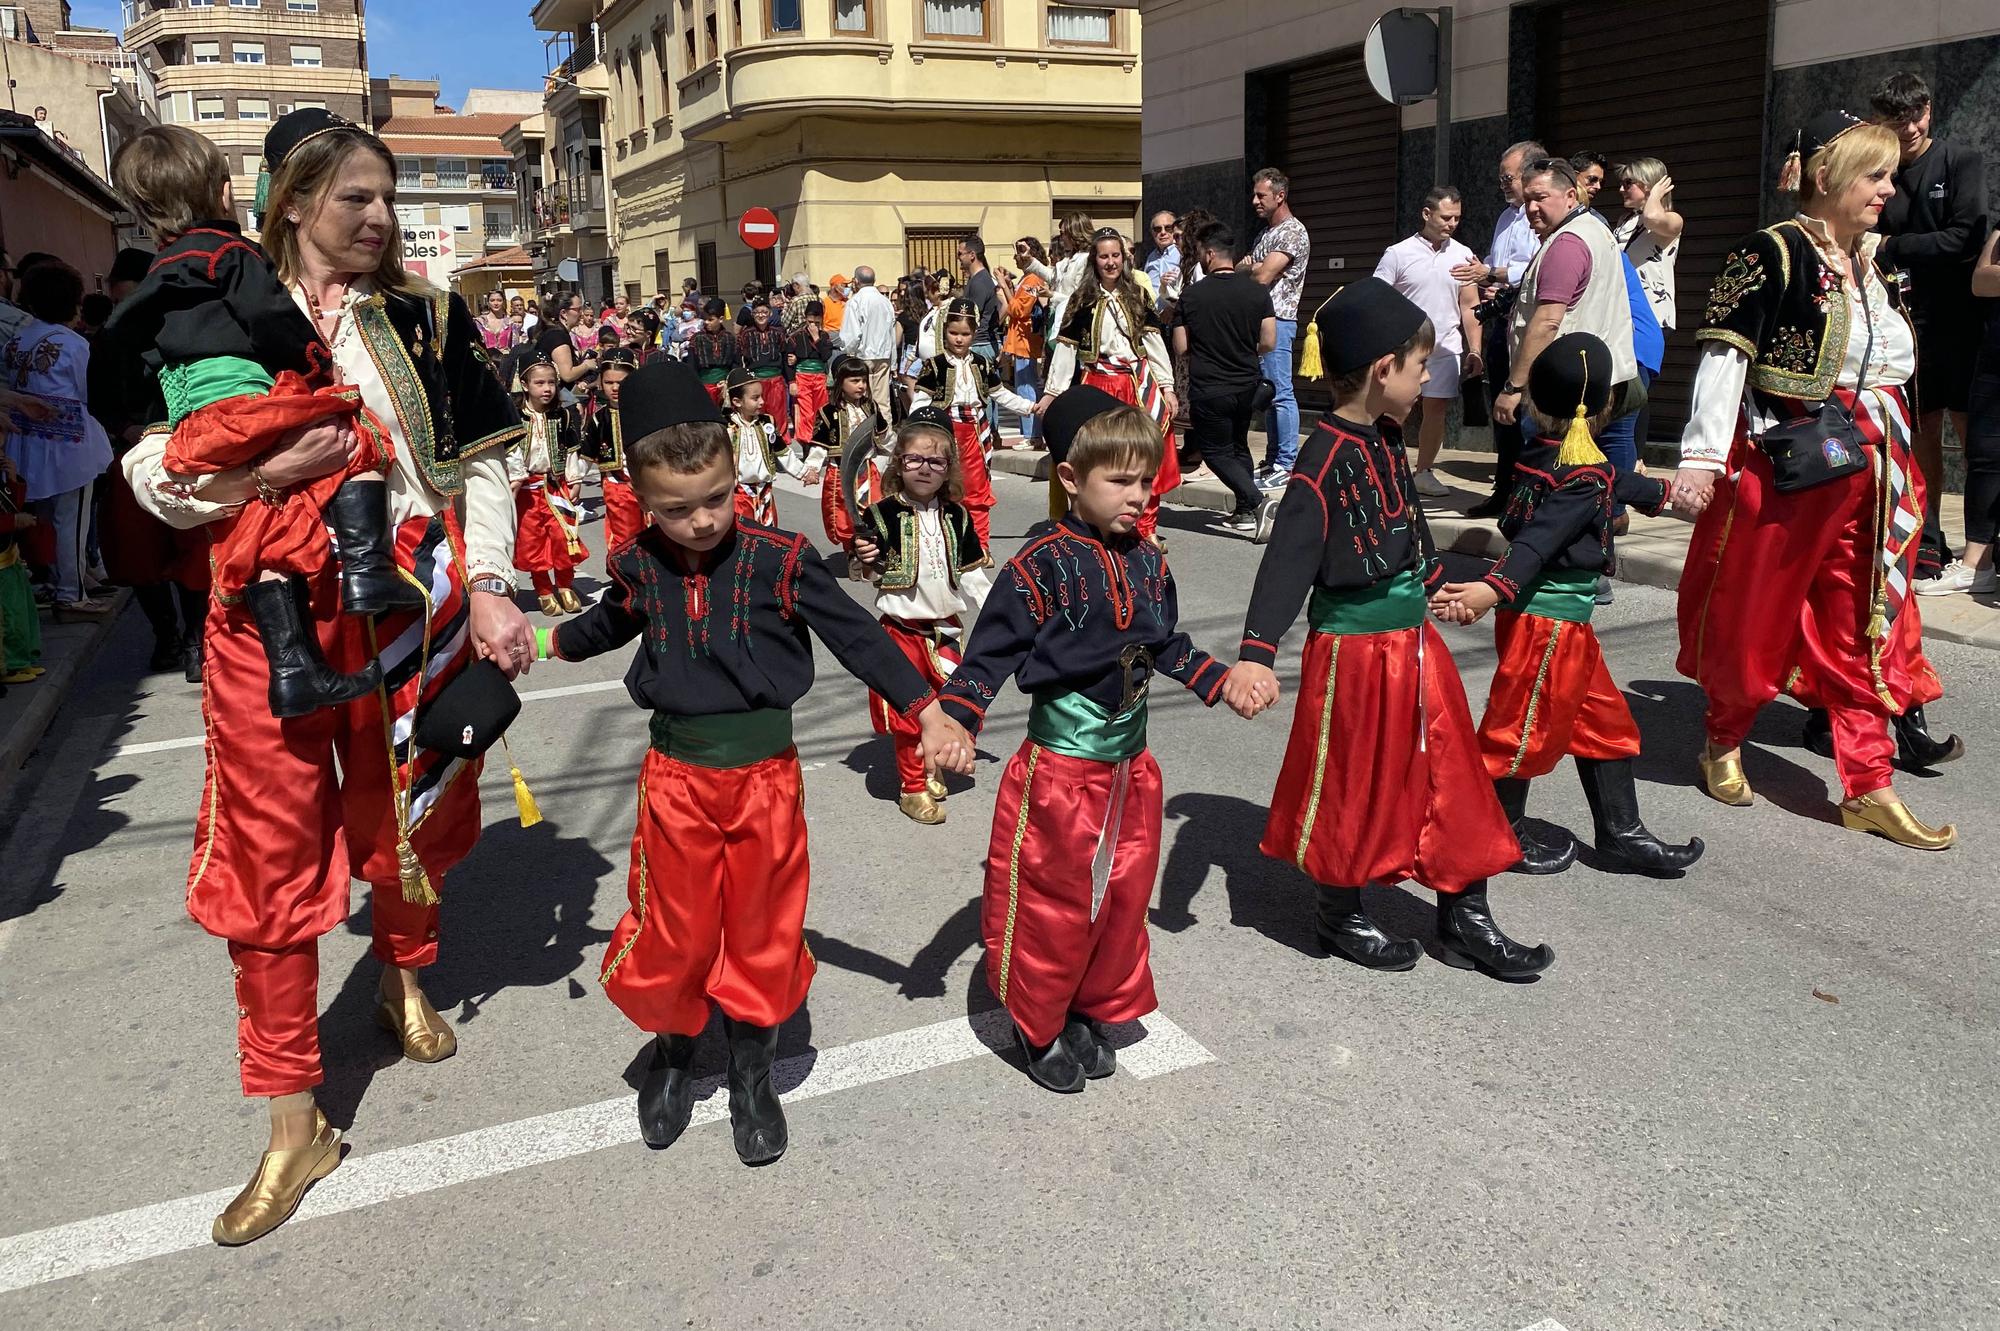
[{"xmin": 2, "ymin": 467, "xmax": 1995, "ymax": 1331}]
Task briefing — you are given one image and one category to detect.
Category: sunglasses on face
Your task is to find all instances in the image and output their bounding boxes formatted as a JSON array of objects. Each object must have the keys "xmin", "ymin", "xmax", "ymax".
[
  {"xmin": 901, "ymin": 455, "xmax": 948, "ymax": 471},
  {"xmin": 1152, "ymin": 223, "xmax": 1176, "ymax": 233}
]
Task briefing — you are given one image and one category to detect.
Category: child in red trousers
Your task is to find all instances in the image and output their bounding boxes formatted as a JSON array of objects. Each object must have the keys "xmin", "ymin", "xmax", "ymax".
[
  {"xmin": 511, "ymin": 359, "xmax": 588, "ymax": 615},
  {"xmin": 851, "ymin": 406, "xmax": 993, "ymax": 825},
  {"xmin": 909, "ymin": 298, "xmax": 1037, "ymax": 545},
  {"xmin": 1226, "ymin": 277, "xmax": 1554, "ymax": 981},
  {"xmin": 537, "ymin": 358, "xmax": 973, "ymax": 1165},
  {"xmin": 107, "ymin": 125, "xmax": 424, "ymax": 718},
  {"xmin": 1432, "ymin": 331, "xmax": 1703, "ymax": 879},
  {"xmin": 939, "ymin": 388, "xmax": 1259, "ymax": 1094}
]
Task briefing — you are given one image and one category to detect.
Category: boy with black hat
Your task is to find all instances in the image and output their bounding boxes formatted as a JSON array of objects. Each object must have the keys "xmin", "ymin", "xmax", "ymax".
[
  {"xmin": 689, "ymin": 298, "xmax": 738, "ymax": 405},
  {"xmin": 938, "ymin": 384, "xmax": 1261, "ymax": 1093},
  {"xmin": 724, "ymin": 366, "xmax": 822, "ymax": 525},
  {"xmin": 104, "ymin": 120, "xmax": 424, "ymax": 717},
  {"xmin": 1224, "ymin": 276, "xmax": 1554, "ymax": 980},
  {"xmin": 737, "ymin": 299, "xmax": 791, "ymax": 442},
  {"xmin": 1433, "ymin": 332, "xmax": 1704, "ymax": 879},
  {"xmin": 788, "ymin": 301, "xmax": 835, "ymax": 443},
  {"xmin": 535, "ymin": 358, "xmax": 972, "ymax": 1164}
]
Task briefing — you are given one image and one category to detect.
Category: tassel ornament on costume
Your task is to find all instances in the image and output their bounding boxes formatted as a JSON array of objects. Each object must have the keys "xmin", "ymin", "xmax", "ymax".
[
  {"xmin": 1554, "ymin": 347, "xmax": 1607, "ymax": 467},
  {"xmin": 502, "ymin": 737, "xmax": 544, "ymax": 828},
  {"xmin": 1296, "ymin": 291, "xmax": 1339, "ymax": 382},
  {"xmin": 397, "ymin": 835, "xmax": 437, "ymax": 905}
]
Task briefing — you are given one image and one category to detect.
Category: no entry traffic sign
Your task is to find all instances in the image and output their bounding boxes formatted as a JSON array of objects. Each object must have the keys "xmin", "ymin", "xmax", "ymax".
[{"xmin": 739, "ymin": 207, "xmax": 779, "ymax": 251}]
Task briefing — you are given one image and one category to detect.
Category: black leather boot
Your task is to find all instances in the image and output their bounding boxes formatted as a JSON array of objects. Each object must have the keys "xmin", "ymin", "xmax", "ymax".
[
  {"xmin": 1492, "ymin": 777, "xmax": 1577, "ymax": 875},
  {"xmin": 1060, "ymin": 1013, "xmax": 1116, "ymax": 1080},
  {"xmin": 637, "ymin": 1032, "xmax": 700, "ymax": 1150},
  {"xmin": 328, "ymin": 479, "xmax": 427, "ymax": 615},
  {"xmin": 722, "ymin": 1017, "xmax": 786, "ymax": 1165},
  {"xmin": 1014, "ymin": 1021, "xmax": 1085, "ymax": 1093},
  {"xmin": 246, "ymin": 576, "xmax": 381, "ymax": 718},
  {"xmin": 1894, "ymin": 704, "xmax": 1964, "ymax": 768},
  {"xmin": 1315, "ymin": 885, "xmax": 1422, "ymax": 971},
  {"xmin": 1576, "ymin": 757, "xmax": 1704, "ymax": 877},
  {"xmin": 182, "ymin": 637, "xmax": 204, "ymax": 683},
  {"xmin": 1802, "ymin": 708, "xmax": 1835, "ymax": 760},
  {"xmin": 1437, "ymin": 884, "xmax": 1555, "ymax": 979}
]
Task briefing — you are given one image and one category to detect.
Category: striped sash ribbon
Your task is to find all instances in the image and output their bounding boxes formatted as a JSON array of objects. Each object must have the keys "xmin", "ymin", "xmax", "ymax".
[
  {"xmin": 1092, "ymin": 354, "xmax": 1166, "ymax": 424},
  {"xmin": 374, "ymin": 515, "xmax": 474, "ymax": 829},
  {"xmin": 1834, "ymin": 383, "xmax": 1920, "ymax": 641},
  {"xmin": 949, "ymin": 402, "xmax": 997, "ymax": 460}
]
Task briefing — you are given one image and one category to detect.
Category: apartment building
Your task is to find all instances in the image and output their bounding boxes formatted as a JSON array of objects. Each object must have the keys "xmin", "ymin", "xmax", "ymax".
[
  {"xmin": 371, "ymin": 76, "xmax": 534, "ymax": 279},
  {"xmin": 524, "ymin": 0, "xmax": 613, "ymax": 302},
  {"xmin": 527, "ymin": 0, "xmax": 1142, "ymax": 305},
  {"xmin": 122, "ymin": 0, "xmax": 370, "ymax": 228},
  {"xmin": 0, "ymin": 0, "xmax": 155, "ymax": 188}
]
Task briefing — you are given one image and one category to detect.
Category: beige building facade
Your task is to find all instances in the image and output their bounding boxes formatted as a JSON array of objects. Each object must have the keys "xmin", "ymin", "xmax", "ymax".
[
  {"xmin": 123, "ymin": 0, "xmax": 369, "ymax": 228},
  {"xmin": 371, "ymin": 76, "xmax": 534, "ymax": 279},
  {"xmin": 1137, "ymin": 0, "xmax": 2000, "ymax": 435},
  {"xmin": 532, "ymin": 0, "xmax": 1141, "ymax": 306}
]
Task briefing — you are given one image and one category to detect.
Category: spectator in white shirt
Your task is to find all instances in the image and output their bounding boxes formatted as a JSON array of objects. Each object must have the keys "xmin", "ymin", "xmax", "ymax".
[
  {"xmin": 1373, "ymin": 186, "xmax": 1484, "ymax": 496},
  {"xmin": 839, "ymin": 266, "xmax": 898, "ymax": 412}
]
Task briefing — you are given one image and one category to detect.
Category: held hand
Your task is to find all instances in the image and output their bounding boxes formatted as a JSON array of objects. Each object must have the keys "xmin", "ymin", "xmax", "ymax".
[
  {"xmin": 1031, "ymin": 397, "xmax": 1054, "ymax": 418},
  {"xmin": 1435, "ymin": 581, "xmax": 1502, "ymax": 623},
  {"xmin": 1493, "ymin": 390, "xmax": 1521, "ymax": 426},
  {"xmin": 469, "ymin": 588, "xmax": 536, "ymax": 680},
  {"xmin": 1671, "ymin": 466, "xmax": 1718, "ymax": 515},
  {"xmin": 917, "ymin": 703, "xmax": 976, "ymax": 776},
  {"xmin": 256, "ymin": 416, "xmax": 356, "ymax": 489},
  {"xmin": 1222, "ymin": 661, "xmax": 1280, "ymax": 718}
]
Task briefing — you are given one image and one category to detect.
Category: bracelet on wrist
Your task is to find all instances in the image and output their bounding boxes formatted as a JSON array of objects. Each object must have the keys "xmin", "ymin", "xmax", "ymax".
[{"xmin": 249, "ymin": 465, "xmax": 284, "ymax": 506}]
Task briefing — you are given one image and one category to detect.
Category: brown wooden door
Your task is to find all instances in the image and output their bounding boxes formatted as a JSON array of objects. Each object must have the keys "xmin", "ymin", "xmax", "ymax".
[
  {"xmin": 906, "ymin": 228, "xmax": 966, "ymax": 281},
  {"xmin": 1534, "ymin": 0, "xmax": 1771, "ymax": 439},
  {"xmin": 1261, "ymin": 45, "xmax": 1404, "ymax": 412}
]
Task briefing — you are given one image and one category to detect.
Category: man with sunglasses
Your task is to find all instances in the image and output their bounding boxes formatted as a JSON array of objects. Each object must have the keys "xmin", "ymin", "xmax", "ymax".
[
  {"xmin": 1452, "ymin": 142, "xmax": 1548, "ymax": 517},
  {"xmin": 1145, "ymin": 211, "xmax": 1183, "ymax": 305}
]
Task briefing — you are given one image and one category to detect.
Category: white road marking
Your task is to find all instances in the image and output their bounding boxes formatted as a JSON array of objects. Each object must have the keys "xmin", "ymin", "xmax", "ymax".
[
  {"xmin": 107, "ymin": 679, "xmax": 629, "ymax": 762},
  {"xmin": 0, "ymin": 1008, "xmax": 1211, "ymax": 1293},
  {"xmin": 1518, "ymin": 1320, "xmax": 1571, "ymax": 1331}
]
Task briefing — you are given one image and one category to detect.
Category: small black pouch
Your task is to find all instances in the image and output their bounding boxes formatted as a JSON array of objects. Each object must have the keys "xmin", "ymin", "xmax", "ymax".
[
  {"xmin": 412, "ymin": 659, "xmax": 522, "ymax": 759},
  {"xmin": 1756, "ymin": 399, "xmax": 1870, "ymax": 493}
]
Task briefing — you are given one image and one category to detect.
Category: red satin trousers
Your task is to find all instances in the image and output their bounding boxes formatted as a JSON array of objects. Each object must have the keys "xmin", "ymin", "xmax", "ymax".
[
  {"xmin": 1477, "ymin": 612, "xmax": 1642, "ymax": 779},
  {"xmin": 871, "ymin": 617, "xmax": 960, "ymax": 794}
]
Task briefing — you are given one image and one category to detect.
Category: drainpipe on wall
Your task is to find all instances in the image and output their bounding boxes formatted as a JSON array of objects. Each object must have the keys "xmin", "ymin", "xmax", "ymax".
[{"xmin": 95, "ymin": 87, "xmax": 117, "ymax": 185}]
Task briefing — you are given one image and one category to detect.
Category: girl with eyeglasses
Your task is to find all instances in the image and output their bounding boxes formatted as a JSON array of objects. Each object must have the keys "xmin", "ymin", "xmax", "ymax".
[{"xmin": 848, "ymin": 407, "xmax": 994, "ymax": 824}]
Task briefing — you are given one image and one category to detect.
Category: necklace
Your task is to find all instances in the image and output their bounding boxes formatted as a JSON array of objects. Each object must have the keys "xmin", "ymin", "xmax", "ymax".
[{"xmin": 301, "ymin": 280, "xmax": 360, "ymax": 358}]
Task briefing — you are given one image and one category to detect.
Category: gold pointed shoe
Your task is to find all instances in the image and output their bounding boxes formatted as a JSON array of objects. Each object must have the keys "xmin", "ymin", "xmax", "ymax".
[
  {"xmin": 1698, "ymin": 750, "xmax": 1754, "ymax": 807},
  {"xmin": 211, "ymin": 1111, "xmax": 342, "ymax": 1246},
  {"xmin": 1839, "ymin": 793, "xmax": 1956, "ymax": 851},
  {"xmin": 376, "ymin": 988, "xmax": 459, "ymax": 1063},
  {"xmin": 537, "ymin": 593, "xmax": 564, "ymax": 616},
  {"xmin": 925, "ymin": 774, "xmax": 948, "ymax": 801},
  {"xmin": 555, "ymin": 587, "xmax": 583, "ymax": 614},
  {"xmin": 898, "ymin": 791, "xmax": 946, "ymax": 825}
]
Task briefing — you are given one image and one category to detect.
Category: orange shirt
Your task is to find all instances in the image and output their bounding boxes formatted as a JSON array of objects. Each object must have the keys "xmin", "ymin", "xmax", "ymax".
[
  {"xmin": 1002, "ymin": 271, "xmax": 1048, "ymax": 360},
  {"xmin": 824, "ymin": 293, "xmax": 848, "ymax": 332}
]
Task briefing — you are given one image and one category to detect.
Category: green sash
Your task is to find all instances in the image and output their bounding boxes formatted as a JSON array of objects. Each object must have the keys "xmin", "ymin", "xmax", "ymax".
[
  {"xmin": 795, "ymin": 359, "xmax": 828, "ymax": 374},
  {"xmin": 160, "ymin": 355, "xmax": 274, "ymax": 428},
  {"xmin": 699, "ymin": 367, "xmax": 729, "ymax": 384},
  {"xmin": 1512, "ymin": 568, "xmax": 1600, "ymax": 624},
  {"xmin": 1307, "ymin": 569, "xmax": 1427, "ymax": 635},
  {"xmin": 1027, "ymin": 691, "xmax": 1147, "ymax": 762},
  {"xmin": 649, "ymin": 709, "xmax": 793, "ymax": 769}
]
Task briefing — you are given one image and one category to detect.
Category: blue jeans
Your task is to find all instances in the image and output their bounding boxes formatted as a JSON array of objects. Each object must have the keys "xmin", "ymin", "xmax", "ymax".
[
  {"xmin": 974, "ymin": 338, "xmax": 1003, "ymax": 434},
  {"xmin": 1598, "ymin": 365, "xmax": 1654, "ymax": 517},
  {"xmin": 1012, "ymin": 355, "xmax": 1041, "ymax": 439},
  {"xmin": 1261, "ymin": 319, "xmax": 1300, "ymax": 471}
]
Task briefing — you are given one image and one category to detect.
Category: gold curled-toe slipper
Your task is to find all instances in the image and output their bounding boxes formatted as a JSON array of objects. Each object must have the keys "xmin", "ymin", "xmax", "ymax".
[
  {"xmin": 376, "ymin": 988, "xmax": 459, "ymax": 1063},
  {"xmin": 537, "ymin": 592, "xmax": 564, "ymax": 617},
  {"xmin": 555, "ymin": 586, "xmax": 584, "ymax": 614},
  {"xmin": 211, "ymin": 1110, "xmax": 342, "ymax": 1246},
  {"xmin": 1698, "ymin": 749, "xmax": 1754, "ymax": 807},
  {"xmin": 1839, "ymin": 793, "xmax": 1956, "ymax": 851},
  {"xmin": 898, "ymin": 791, "xmax": 946, "ymax": 825},
  {"xmin": 925, "ymin": 774, "xmax": 949, "ymax": 802}
]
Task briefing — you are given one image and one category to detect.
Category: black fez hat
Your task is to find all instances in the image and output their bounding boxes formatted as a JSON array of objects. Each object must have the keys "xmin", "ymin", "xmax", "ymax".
[
  {"xmin": 621, "ymin": 357, "xmax": 724, "ymax": 439},
  {"xmin": 1780, "ymin": 108, "xmax": 1869, "ymax": 191},
  {"xmin": 1041, "ymin": 384, "xmax": 1126, "ymax": 466},
  {"xmin": 726, "ymin": 366, "xmax": 756, "ymax": 392},
  {"xmin": 903, "ymin": 404, "xmax": 953, "ymax": 435},
  {"xmin": 257, "ymin": 108, "xmax": 367, "ymax": 222},
  {"xmin": 1528, "ymin": 332, "xmax": 1612, "ymax": 465},
  {"xmin": 1310, "ymin": 276, "xmax": 1428, "ymax": 378}
]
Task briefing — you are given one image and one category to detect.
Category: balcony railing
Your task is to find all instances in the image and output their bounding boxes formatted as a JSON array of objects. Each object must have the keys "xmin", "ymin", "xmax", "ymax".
[
  {"xmin": 528, "ymin": 173, "xmax": 605, "ymax": 235},
  {"xmin": 484, "ymin": 220, "xmax": 517, "ymax": 244},
  {"xmin": 546, "ymin": 29, "xmax": 598, "ymax": 93}
]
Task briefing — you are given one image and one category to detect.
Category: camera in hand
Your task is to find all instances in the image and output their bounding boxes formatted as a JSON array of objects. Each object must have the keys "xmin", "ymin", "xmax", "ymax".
[{"xmin": 1472, "ymin": 285, "xmax": 1519, "ymax": 324}]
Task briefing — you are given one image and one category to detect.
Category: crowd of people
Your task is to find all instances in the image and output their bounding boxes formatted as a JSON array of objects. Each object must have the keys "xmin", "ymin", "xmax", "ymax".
[{"xmin": 0, "ymin": 67, "xmax": 1991, "ymax": 1256}]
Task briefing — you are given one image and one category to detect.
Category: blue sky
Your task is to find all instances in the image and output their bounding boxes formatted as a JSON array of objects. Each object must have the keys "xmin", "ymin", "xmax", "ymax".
[{"xmin": 70, "ymin": 1, "xmax": 548, "ymax": 110}]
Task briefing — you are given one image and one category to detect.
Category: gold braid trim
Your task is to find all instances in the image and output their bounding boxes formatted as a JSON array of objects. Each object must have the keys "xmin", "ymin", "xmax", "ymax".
[
  {"xmin": 995, "ymin": 745, "xmax": 1042, "ymax": 1004},
  {"xmin": 1507, "ymin": 621, "xmax": 1566, "ymax": 778},
  {"xmin": 599, "ymin": 765, "xmax": 651, "ymax": 985},
  {"xmin": 1294, "ymin": 636, "xmax": 1341, "ymax": 871}
]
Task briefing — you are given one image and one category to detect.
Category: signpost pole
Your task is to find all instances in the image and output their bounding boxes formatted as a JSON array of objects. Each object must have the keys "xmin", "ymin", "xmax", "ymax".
[{"xmin": 1433, "ymin": 6, "xmax": 1453, "ymax": 189}]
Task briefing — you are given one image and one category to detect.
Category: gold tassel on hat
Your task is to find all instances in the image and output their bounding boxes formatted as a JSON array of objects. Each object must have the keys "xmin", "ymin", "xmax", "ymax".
[
  {"xmin": 501, "ymin": 737, "xmax": 544, "ymax": 828},
  {"xmin": 1554, "ymin": 348, "xmax": 1608, "ymax": 467},
  {"xmin": 1296, "ymin": 291, "xmax": 1339, "ymax": 382}
]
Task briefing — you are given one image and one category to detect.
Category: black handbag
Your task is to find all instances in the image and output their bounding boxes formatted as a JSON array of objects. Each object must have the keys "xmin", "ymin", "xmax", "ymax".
[
  {"xmin": 412, "ymin": 659, "xmax": 522, "ymax": 759},
  {"xmin": 1756, "ymin": 251, "xmax": 1876, "ymax": 494}
]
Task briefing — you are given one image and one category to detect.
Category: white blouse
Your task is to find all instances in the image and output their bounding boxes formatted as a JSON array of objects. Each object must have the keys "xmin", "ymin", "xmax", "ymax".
[
  {"xmin": 909, "ymin": 352, "xmax": 1037, "ymax": 417},
  {"xmin": 510, "ymin": 409, "xmax": 559, "ymax": 481},
  {"xmin": 874, "ymin": 498, "xmax": 992, "ymax": 627},
  {"xmin": 1678, "ymin": 217, "xmax": 1915, "ymax": 473},
  {"xmin": 1044, "ymin": 287, "xmax": 1175, "ymax": 397},
  {"xmin": 124, "ymin": 280, "xmax": 517, "ymax": 582}
]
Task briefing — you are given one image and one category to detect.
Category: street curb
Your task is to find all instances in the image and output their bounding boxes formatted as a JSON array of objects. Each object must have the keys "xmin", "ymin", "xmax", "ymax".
[
  {"xmin": 0, "ymin": 590, "xmax": 132, "ymax": 788},
  {"xmin": 989, "ymin": 449, "xmax": 2000, "ymax": 652}
]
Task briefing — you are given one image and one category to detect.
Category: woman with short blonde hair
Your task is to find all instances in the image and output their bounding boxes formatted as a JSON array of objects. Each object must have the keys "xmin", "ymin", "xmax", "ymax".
[{"xmin": 1671, "ymin": 111, "xmax": 1960, "ymax": 850}]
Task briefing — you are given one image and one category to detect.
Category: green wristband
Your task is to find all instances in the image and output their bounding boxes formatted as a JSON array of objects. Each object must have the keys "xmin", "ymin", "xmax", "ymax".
[{"xmin": 535, "ymin": 626, "xmax": 554, "ymax": 661}]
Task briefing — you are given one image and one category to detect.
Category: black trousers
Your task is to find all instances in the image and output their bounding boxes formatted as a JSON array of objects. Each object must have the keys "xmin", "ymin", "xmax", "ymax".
[
  {"xmin": 1189, "ymin": 385, "xmax": 1266, "ymax": 515},
  {"xmin": 1964, "ymin": 341, "xmax": 2000, "ymax": 548},
  {"xmin": 1483, "ymin": 318, "xmax": 1522, "ymax": 502}
]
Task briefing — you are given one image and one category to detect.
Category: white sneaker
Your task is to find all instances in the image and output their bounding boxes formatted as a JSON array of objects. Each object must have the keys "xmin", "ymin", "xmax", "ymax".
[
  {"xmin": 1253, "ymin": 495, "xmax": 1283, "ymax": 544},
  {"xmin": 1413, "ymin": 469, "xmax": 1451, "ymax": 497},
  {"xmin": 1915, "ymin": 560, "xmax": 1996, "ymax": 596}
]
